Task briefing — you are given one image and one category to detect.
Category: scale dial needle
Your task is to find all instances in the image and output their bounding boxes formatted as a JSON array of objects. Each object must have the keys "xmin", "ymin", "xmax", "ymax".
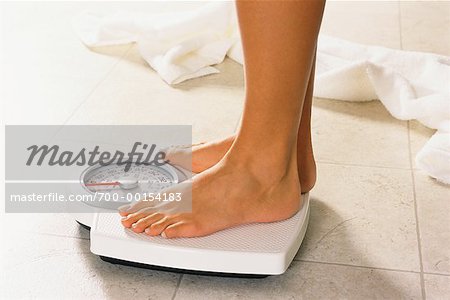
[{"xmin": 85, "ymin": 182, "xmax": 120, "ymax": 187}]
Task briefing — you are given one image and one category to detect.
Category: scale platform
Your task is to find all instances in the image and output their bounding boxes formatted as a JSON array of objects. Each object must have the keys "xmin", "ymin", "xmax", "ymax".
[{"xmin": 84, "ymin": 193, "xmax": 310, "ymax": 277}]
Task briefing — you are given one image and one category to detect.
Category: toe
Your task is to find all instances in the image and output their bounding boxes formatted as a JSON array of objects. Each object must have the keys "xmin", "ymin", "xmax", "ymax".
[
  {"xmin": 118, "ymin": 204, "xmax": 131, "ymax": 216},
  {"xmin": 118, "ymin": 202, "xmax": 144, "ymax": 216},
  {"xmin": 118, "ymin": 198, "xmax": 156, "ymax": 216},
  {"xmin": 131, "ymin": 213, "xmax": 165, "ymax": 233},
  {"xmin": 145, "ymin": 215, "xmax": 180, "ymax": 236},
  {"xmin": 162, "ymin": 220, "xmax": 203, "ymax": 239},
  {"xmin": 121, "ymin": 208, "xmax": 155, "ymax": 228}
]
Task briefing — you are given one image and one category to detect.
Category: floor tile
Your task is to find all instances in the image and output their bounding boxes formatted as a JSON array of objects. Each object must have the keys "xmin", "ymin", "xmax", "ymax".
[
  {"xmin": 175, "ymin": 261, "xmax": 421, "ymax": 300},
  {"xmin": 312, "ymin": 98, "xmax": 410, "ymax": 169},
  {"xmin": 2, "ymin": 74, "xmax": 100, "ymax": 125},
  {"xmin": 0, "ymin": 2, "xmax": 130, "ymax": 81},
  {"xmin": 66, "ymin": 67, "xmax": 244, "ymax": 143},
  {"xmin": 295, "ymin": 163, "xmax": 420, "ymax": 272},
  {"xmin": 0, "ymin": 212, "xmax": 90, "ymax": 240},
  {"xmin": 321, "ymin": 1, "xmax": 401, "ymax": 49},
  {"xmin": 414, "ymin": 170, "xmax": 450, "ymax": 275},
  {"xmin": 409, "ymin": 120, "xmax": 437, "ymax": 170},
  {"xmin": 424, "ymin": 274, "xmax": 450, "ymax": 299},
  {"xmin": 400, "ymin": 1, "xmax": 450, "ymax": 55},
  {"xmin": 0, "ymin": 232, "xmax": 179, "ymax": 300},
  {"xmin": 0, "ymin": 2, "xmax": 132, "ymax": 125}
]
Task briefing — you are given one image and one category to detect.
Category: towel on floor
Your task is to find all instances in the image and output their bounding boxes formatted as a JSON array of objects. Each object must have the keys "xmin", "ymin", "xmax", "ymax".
[{"xmin": 72, "ymin": 2, "xmax": 450, "ymax": 184}]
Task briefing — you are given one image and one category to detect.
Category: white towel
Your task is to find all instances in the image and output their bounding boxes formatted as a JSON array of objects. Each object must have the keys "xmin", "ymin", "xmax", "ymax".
[
  {"xmin": 73, "ymin": 2, "xmax": 239, "ymax": 84},
  {"xmin": 73, "ymin": 2, "xmax": 450, "ymax": 184}
]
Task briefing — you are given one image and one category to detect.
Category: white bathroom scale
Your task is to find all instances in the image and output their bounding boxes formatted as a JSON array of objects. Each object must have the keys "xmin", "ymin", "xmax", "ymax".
[{"xmin": 74, "ymin": 161, "xmax": 310, "ymax": 277}]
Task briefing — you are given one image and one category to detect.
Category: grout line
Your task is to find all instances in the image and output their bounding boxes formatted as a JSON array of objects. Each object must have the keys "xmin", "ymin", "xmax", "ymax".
[
  {"xmin": 407, "ymin": 120, "xmax": 427, "ymax": 300},
  {"xmin": 171, "ymin": 274, "xmax": 183, "ymax": 300},
  {"xmin": 30, "ymin": 231, "xmax": 90, "ymax": 241},
  {"xmin": 423, "ymin": 272, "xmax": 450, "ymax": 278},
  {"xmin": 62, "ymin": 44, "xmax": 134, "ymax": 125},
  {"xmin": 295, "ymin": 258, "xmax": 421, "ymax": 275},
  {"xmin": 315, "ymin": 160, "xmax": 411, "ymax": 171},
  {"xmin": 398, "ymin": 0, "xmax": 404, "ymax": 51}
]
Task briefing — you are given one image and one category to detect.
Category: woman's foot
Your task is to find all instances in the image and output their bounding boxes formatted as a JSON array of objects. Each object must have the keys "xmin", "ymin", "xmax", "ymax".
[
  {"xmin": 165, "ymin": 136, "xmax": 234, "ymax": 173},
  {"xmin": 166, "ymin": 135, "xmax": 316, "ymax": 193},
  {"xmin": 120, "ymin": 152, "xmax": 302, "ymax": 238}
]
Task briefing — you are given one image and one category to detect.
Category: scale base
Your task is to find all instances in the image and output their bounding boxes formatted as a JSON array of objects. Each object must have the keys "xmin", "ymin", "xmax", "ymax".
[
  {"xmin": 76, "ymin": 221, "xmax": 91, "ymax": 231},
  {"xmin": 76, "ymin": 193, "xmax": 310, "ymax": 277},
  {"xmin": 99, "ymin": 255, "xmax": 269, "ymax": 278},
  {"xmin": 77, "ymin": 223, "xmax": 269, "ymax": 277}
]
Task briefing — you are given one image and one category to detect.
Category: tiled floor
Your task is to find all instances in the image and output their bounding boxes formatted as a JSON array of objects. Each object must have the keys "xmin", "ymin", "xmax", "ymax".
[{"xmin": 1, "ymin": 1, "xmax": 449, "ymax": 299}]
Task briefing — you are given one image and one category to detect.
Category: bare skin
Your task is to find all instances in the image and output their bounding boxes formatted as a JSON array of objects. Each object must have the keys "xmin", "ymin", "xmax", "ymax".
[
  {"xmin": 119, "ymin": 0, "xmax": 325, "ymax": 238},
  {"xmin": 165, "ymin": 58, "xmax": 317, "ymax": 193}
]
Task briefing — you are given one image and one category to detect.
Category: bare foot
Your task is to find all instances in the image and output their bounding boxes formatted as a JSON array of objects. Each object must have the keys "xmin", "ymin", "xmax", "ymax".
[
  {"xmin": 165, "ymin": 136, "xmax": 234, "ymax": 173},
  {"xmin": 166, "ymin": 135, "xmax": 316, "ymax": 193},
  {"xmin": 119, "ymin": 155, "xmax": 302, "ymax": 238}
]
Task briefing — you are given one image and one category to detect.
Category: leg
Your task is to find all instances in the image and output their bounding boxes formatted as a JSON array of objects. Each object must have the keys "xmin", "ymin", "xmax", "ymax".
[
  {"xmin": 120, "ymin": 0, "xmax": 325, "ymax": 238},
  {"xmin": 167, "ymin": 58, "xmax": 318, "ymax": 193},
  {"xmin": 297, "ymin": 55, "xmax": 317, "ymax": 192}
]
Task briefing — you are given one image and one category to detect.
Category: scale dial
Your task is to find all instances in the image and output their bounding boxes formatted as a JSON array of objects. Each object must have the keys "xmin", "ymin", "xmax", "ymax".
[{"xmin": 80, "ymin": 162, "xmax": 178, "ymax": 207}]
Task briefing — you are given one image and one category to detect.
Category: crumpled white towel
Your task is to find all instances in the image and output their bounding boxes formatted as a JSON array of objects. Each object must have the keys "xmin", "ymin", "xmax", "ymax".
[
  {"xmin": 73, "ymin": 2, "xmax": 450, "ymax": 184},
  {"xmin": 73, "ymin": 2, "xmax": 239, "ymax": 84}
]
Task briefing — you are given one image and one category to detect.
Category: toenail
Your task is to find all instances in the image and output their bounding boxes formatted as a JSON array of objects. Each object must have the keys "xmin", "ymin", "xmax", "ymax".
[
  {"xmin": 145, "ymin": 228, "xmax": 151, "ymax": 234},
  {"xmin": 132, "ymin": 223, "xmax": 137, "ymax": 228},
  {"xmin": 121, "ymin": 216, "xmax": 129, "ymax": 221},
  {"xmin": 161, "ymin": 231, "xmax": 167, "ymax": 238}
]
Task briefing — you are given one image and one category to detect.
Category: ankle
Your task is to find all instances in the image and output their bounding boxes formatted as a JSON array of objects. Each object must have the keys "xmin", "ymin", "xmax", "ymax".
[{"xmin": 223, "ymin": 145, "xmax": 298, "ymax": 187}]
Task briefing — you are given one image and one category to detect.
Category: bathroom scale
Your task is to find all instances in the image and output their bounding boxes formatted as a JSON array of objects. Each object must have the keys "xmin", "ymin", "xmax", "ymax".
[{"xmin": 74, "ymin": 161, "xmax": 310, "ymax": 277}]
